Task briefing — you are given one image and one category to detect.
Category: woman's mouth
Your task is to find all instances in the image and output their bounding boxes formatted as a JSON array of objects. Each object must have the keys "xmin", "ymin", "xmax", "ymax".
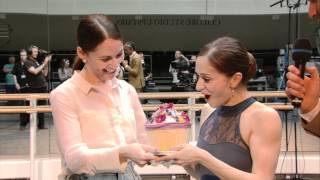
[
  {"xmin": 103, "ymin": 69, "xmax": 116, "ymax": 75},
  {"xmin": 204, "ymin": 95, "xmax": 211, "ymax": 100}
]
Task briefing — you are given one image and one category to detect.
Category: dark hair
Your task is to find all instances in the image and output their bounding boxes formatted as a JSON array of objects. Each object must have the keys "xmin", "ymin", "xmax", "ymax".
[
  {"xmin": 124, "ymin": 41, "xmax": 136, "ymax": 50},
  {"xmin": 60, "ymin": 58, "xmax": 70, "ymax": 67},
  {"xmin": 20, "ymin": 49, "xmax": 27, "ymax": 53},
  {"xmin": 27, "ymin": 45, "xmax": 38, "ymax": 56},
  {"xmin": 198, "ymin": 37, "xmax": 256, "ymax": 84},
  {"xmin": 73, "ymin": 14, "xmax": 122, "ymax": 70}
]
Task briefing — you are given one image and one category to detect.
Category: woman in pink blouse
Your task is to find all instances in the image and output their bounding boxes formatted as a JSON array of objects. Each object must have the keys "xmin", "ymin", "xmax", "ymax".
[{"xmin": 50, "ymin": 14, "xmax": 156, "ymax": 180}]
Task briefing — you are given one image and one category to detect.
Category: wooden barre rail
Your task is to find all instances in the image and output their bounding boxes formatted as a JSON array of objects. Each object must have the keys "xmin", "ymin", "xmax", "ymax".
[
  {"xmin": 0, "ymin": 103, "xmax": 294, "ymax": 113},
  {"xmin": 0, "ymin": 91, "xmax": 292, "ymax": 113},
  {"xmin": 0, "ymin": 91, "xmax": 288, "ymax": 100},
  {"xmin": 140, "ymin": 91, "xmax": 288, "ymax": 99}
]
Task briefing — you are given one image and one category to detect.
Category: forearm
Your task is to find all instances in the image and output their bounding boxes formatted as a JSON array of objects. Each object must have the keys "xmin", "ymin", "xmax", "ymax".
[
  {"xmin": 29, "ymin": 63, "xmax": 47, "ymax": 75},
  {"xmin": 42, "ymin": 65, "xmax": 48, "ymax": 76},
  {"xmin": 125, "ymin": 65, "xmax": 139, "ymax": 76},
  {"xmin": 63, "ymin": 144, "xmax": 126, "ymax": 174},
  {"xmin": 13, "ymin": 76, "xmax": 19, "ymax": 87},
  {"xmin": 198, "ymin": 150, "xmax": 271, "ymax": 180}
]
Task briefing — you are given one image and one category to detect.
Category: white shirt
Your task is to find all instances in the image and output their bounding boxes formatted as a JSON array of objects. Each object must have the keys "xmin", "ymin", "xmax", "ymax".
[
  {"xmin": 300, "ymin": 99, "xmax": 320, "ymax": 123},
  {"xmin": 50, "ymin": 72, "xmax": 147, "ymax": 176}
]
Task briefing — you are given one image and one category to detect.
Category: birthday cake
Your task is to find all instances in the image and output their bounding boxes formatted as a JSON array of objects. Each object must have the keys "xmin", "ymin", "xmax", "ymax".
[{"xmin": 145, "ymin": 103, "xmax": 191, "ymax": 151}]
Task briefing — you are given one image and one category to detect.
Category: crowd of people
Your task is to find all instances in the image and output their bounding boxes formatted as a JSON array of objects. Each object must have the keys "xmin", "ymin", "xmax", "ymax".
[{"xmin": 1, "ymin": 14, "xmax": 319, "ymax": 180}]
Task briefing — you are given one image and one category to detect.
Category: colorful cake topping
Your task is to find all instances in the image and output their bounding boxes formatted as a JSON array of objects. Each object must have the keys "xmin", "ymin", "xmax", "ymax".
[{"xmin": 146, "ymin": 103, "xmax": 191, "ymax": 128}]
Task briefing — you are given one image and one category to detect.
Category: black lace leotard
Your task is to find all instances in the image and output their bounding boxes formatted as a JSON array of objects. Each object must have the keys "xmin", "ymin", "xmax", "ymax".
[{"xmin": 197, "ymin": 98, "xmax": 256, "ymax": 180}]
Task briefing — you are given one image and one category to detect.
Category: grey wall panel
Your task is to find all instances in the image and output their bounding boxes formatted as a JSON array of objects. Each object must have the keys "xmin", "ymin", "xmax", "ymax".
[
  {"xmin": 0, "ymin": 0, "xmax": 308, "ymax": 15},
  {"xmin": 0, "ymin": 14, "xmax": 317, "ymax": 51}
]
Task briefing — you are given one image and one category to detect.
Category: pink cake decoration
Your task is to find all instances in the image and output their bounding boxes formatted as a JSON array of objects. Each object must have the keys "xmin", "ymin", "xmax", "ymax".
[{"xmin": 146, "ymin": 103, "xmax": 191, "ymax": 129}]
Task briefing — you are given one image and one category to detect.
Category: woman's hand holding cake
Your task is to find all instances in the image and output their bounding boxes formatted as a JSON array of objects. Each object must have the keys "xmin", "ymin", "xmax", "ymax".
[{"xmin": 119, "ymin": 143, "xmax": 158, "ymax": 167}]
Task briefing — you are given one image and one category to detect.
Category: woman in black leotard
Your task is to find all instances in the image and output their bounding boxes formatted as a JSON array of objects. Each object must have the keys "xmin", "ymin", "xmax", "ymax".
[{"xmin": 158, "ymin": 37, "xmax": 282, "ymax": 180}]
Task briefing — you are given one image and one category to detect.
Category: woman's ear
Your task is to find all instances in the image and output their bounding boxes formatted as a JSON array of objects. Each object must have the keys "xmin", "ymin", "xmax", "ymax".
[
  {"xmin": 77, "ymin": 47, "xmax": 86, "ymax": 60},
  {"xmin": 230, "ymin": 72, "xmax": 243, "ymax": 89}
]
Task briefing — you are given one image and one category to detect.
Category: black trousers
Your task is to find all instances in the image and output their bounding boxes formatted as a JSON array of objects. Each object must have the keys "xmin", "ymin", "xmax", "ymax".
[
  {"xmin": 19, "ymin": 87, "xmax": 30, "ymax": 127},
  {"xmin": 28, "ymin": 86, "xmax": 47, "ymax": 129}
]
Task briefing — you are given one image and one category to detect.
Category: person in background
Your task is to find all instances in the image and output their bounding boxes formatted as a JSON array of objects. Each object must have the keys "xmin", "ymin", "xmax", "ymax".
[
  {"xmin": 171, "ymin": 50, "xmax": 191, "ymax": 85},
  {"xmin": 286, "ymin": 65, "xmax": 320, "ymax": 137},
  {"xmin": 12, "ymin": 49, "xmax": 30, "ymax": 130},
  {"xmin": 24, "ymin": 45, "xmax": 52, "ymax": 129},
  {"xmin": 190, "ymin": 55, "xmax": 198, "ymax": 83},
  {"xmin": 116, "ymin": 61, "xmax": 125, "ymax": 80},
  {"xmin": 58, "ymin": 58, "xmax": 73, "ymax": 82},
  {"xmin": 50, "ymin": 14, "xmax": 156, "ymax": 180},
  {"xmin": 123, "ymin": 41, "xmax": 145, "ymax": 92},
  {"xmin": 158, "ymin": 37, "xmax": 282, "ymax": 180},
  {"xmin": 3, "ymin": 56, "xmax": 16, "ymax": 94},
  {"xmin": 169, "ymin": 50, "xmax": 190, "ymax": 84},
  {"xmin": 138, "ymin": 52, "xmax": 152, "ymax": 82}
]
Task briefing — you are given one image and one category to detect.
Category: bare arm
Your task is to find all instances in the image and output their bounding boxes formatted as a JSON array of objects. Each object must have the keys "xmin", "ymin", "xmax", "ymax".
[
  {"xmin": 198, "ymin": 107, "xmax": 282, "ymax": 180},
  {"xmin": 42, "ymin": 64, "xmax": 49, "ymax": 77},
  {"xmin": 27, "ymin": 56, "xmax": 51, "ymax": 75},
  {"xmin": 161, "ymin": 106, "xmax": 282, "ymax": 180}
]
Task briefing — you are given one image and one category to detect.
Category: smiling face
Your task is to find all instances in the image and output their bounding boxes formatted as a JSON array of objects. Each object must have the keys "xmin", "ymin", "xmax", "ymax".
[
  {"xmin": 77, "ymin": 38, "xmax": 124, "ymax": 83},
  {"xmin": 195, "ymin": 56, "xmax": 234, "ymax": 108}
]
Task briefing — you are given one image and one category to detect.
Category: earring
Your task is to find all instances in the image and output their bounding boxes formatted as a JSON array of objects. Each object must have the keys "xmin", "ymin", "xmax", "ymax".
[
  {"xmin": 231, "ymin": 88, "xmax": 235, "ymax": 97},
  {"xmin": 82, "ymin": 59, "xmax": 87, "ymax": 63}
]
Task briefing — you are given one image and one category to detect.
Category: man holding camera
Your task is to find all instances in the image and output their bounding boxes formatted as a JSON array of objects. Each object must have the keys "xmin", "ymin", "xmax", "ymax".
[
  {"xmin": 24, "ymin": 45, "xmax": 51, "ymax": 130},
  {"xmin": 171, "ymin": 50, "xmax": 191, "ymax": 84}
]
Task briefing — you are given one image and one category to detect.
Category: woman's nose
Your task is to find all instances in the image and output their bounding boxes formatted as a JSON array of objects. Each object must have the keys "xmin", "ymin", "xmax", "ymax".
[
  {"xmin": 106, "ymin": 59, "xmax": 119, "ymax": 72},
  {"xmin": 195, "ymin": 79, "xmax": 204, "ymax": 92}
]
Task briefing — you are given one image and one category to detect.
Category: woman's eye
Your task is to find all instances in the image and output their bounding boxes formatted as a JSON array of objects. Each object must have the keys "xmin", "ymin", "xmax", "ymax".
[
  {"xmin": 100, "ymin": 58, "xmax": 111, "ymax": 62},
  {"xmin": 116, "ymin": 52, "xmax": 123, "ymax": 59},
  {"xmin": 203, "ymin": 78, "xmax": 210, "ymax": 83}
]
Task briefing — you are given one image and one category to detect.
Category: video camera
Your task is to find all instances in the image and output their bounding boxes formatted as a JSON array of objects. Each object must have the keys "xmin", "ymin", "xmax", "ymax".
[
  {"xmin": 38, "ymin": 49, "xmax": 52, "ymax": 57},
  {"xmin": 170, "ymin": 59, "xmax": 189, "ymax": 71}
]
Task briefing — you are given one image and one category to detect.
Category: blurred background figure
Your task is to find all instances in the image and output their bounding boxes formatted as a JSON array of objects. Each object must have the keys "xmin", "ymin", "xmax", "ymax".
[
  {"xmin": 12, "ymin": 49, "xmax": 30, "ymax": 130},
  {"xmin": 139, "ymin": 52, "xmax": 152, "ymax": 82},
  {"xmin": 58, "ymin": 58, "xmax": 73, "ymax": 83},
  {"xmin": 123, "ymin": 41, "xmax": 145, "ymax": 92},
  {"xmin": 170, "ymin": 50, "xmax": 191, "ymax": 85},
  {"xmin": 3, "ymin": 56, "xmax": 16, "ymax": 95},
  {"xmin": 190, "ymin": 55, "xmax": 198, "ymax": 83},
  {"xmin": 24, "ymin": 45, "xmax": 52, "ymax": 129},
  {"xmin": 170, "ymin": 50, "xmax": 194, "ymax": 92}
]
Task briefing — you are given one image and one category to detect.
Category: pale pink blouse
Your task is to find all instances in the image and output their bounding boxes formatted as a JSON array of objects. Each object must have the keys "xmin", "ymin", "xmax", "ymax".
[{"xmin": 50, "ymin": 72, "xmax": 147, "ymax": 176}]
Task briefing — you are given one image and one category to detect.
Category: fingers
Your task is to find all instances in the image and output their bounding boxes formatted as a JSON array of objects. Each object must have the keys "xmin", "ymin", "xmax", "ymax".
[
  {"xmin": 170, "ymin": 144, "xmax": 185, "ymax": 151},
  {"xmin": 286, "ymin": 86, "xmax": 305, "ymax": 99},
  {"xmin": 286, "ymin": 71, "xmax": 304, "ymax": 85},
  {"xmin": 288, "ymin": 65, "xmax": 300, "ymax": 75},
  {"xmin": 141, "ymin": 144, "xmax": 158, "ymax": 153},
  {"xmin": 156, "ymin": 152, "xmax": 177, "ymax": 162},
  {"xmin": 286, "ymin": 70, "xmax": 305, "ymax": 99},
  {"xmin": 138, "ymin": 144, "xmax": 158, "ymax": 161},
  {"xmin": 135, "ymin": 160, "xmax": 151, "ymax": 167}
]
